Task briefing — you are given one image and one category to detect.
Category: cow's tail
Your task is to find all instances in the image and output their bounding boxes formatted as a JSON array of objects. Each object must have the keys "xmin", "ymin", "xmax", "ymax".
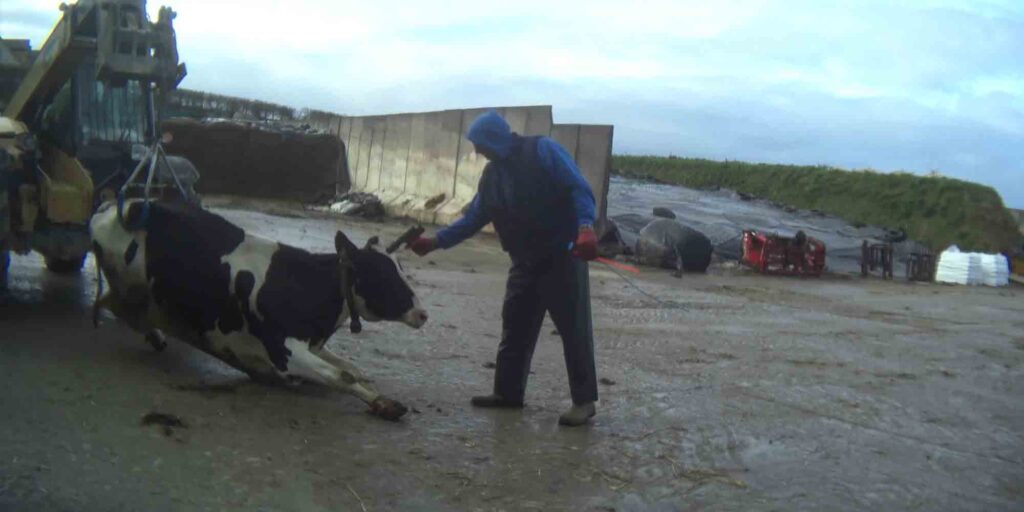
[{"xmin": 92, "ymin": 247, "xmax": 104, "ymax": 328}]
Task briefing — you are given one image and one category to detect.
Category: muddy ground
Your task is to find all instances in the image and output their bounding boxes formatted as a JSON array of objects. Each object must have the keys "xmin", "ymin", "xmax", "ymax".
[{"xmin": 1, "ymin": 197, "xmax": 1022, "ymax": 511}]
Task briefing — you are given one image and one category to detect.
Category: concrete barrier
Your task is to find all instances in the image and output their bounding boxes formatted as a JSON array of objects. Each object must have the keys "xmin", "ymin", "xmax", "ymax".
[
  {"xmin": 377, "ymin": 114, "xmax": 412, "ymax": 205},
  {"xmin": 387, "ymin": 110, "xmax": 463, "ymax": 223},
  {"xmin": 365, "ymin": 117, "xmax": 388, "ymax": 196},
  {"xmin": 551, "ymin": 124, "xmax": 580, "ymax": 159},
  {"xmin": 551, "ymin": 123, "xmax": 614, "ymax": 233},
  {"xmin": 338, "ymin": 116, "xmax": 354, "ymax": 194},
  {"xmin": 576, "ymin": 125, "xmax": 614, "ymax": 233},
  {"xmin": 334, "ymin": 106, "xmax": 612, "ymax": 232}
]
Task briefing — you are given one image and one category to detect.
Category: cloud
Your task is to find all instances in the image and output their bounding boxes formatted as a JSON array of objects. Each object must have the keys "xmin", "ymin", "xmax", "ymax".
[{"xmin": 1, "ymin": 0, "xmax": 1022, "ymax": 207}]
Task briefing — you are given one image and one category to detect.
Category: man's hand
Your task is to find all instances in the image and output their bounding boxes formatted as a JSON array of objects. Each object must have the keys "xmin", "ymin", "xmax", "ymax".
[
  {"xmin": 410, "ymin": 236, "xmax": 438, "ymax": 257},
  {"xmin": 572, "ymin": 225, "xmax": 598, "ymax": 261}
]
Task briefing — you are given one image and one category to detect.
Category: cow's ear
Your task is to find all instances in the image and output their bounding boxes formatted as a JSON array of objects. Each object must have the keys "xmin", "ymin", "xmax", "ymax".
[{"xmin": 335, "ymin": 231, "xmax": 358, "ymax": 256}]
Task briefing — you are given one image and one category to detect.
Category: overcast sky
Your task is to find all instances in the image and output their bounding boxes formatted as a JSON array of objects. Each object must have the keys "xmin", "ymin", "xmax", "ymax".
[{"xmin": 2, "ymin": 0, "xmax": 1022, "ymax": 207}]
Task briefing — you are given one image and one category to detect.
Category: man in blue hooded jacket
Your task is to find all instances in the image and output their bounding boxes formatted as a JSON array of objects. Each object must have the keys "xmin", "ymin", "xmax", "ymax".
[{"xmin": 409, "ymin": 110, "xmax": 600, "ymax": 426}]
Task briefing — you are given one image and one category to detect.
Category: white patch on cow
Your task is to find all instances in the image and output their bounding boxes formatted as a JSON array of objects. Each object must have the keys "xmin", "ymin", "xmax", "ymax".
[
  {"xmin": 220, "ymin": 234, "xmax": 279, "ymax": 322},
  {"xmin": 90, "ymin": 200, "xmax": 150, "ymax": 293},
  {"xmin": 282, "ymin": 338, "xmax": 340, "ymax": 385},
  {"xmin": 350, "ymin": 295, "xmax": 376, "ymax": 322},
  {"xmin": 402, "ymin": 295, "xmax": 428, "ymax": 329},
  {"xmin": 207, "ymin": 327, "xmax": 280, "ymax": 376}
]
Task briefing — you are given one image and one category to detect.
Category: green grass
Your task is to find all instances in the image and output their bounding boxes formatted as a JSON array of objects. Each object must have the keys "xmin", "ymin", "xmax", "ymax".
[{"xmin": 613, "ymin": 155, "xmax": 1021, "ymax": 253}]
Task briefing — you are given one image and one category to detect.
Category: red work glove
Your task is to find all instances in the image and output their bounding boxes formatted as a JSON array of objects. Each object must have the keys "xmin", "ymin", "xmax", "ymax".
[
  {"xmin": 572, "ymin": 225, "xmax": 598, "ymax": 261},
  {"xmin": 409, "ymin": 236, "xmax": 437, "ymax": 257}
]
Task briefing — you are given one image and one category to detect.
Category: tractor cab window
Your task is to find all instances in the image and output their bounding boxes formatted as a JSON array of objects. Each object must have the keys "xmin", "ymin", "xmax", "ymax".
[
  {"xmin": 77, "ymin": 62, "xmax": 150, "ymax": 147},
  {"xmin": 39, "ymin": 81, "xmax": 75, "ymax": 152}
]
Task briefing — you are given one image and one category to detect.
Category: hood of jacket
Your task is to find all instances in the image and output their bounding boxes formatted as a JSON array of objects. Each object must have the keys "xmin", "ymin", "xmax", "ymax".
[{"xmin": 466, "ymin": 110, "xmax": 517, "ymax": 160}]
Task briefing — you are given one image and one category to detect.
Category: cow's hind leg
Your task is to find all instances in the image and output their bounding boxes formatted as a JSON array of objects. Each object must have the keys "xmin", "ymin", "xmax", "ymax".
[{"xmin": 284, "ymin": 339, "xmax": 407, "ymax": 421}]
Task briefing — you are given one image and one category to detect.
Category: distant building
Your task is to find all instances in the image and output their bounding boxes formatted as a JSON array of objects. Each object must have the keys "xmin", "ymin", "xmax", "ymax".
[{"xmin": 0, "ymin": 37, "xmax": 38, "ymax": 111}]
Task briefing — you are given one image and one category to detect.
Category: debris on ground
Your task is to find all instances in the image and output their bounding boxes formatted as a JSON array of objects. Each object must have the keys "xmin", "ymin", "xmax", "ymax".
[
  {"xmin": 141, "ymin": 411, "xmax": 188, "ymax": 437},
  {"xmin": 141, "ymin": 412, "xmax": 187, "ymax": 428},
  {"xmin": 652, "ymin": 207, "xmax": 676, "ymax": 219},
  {"xmin": 424, "ymin": 193, "xmax": 447, "ymax": 210},
  {"xmin": 599, "ymin": 377, "xmax": 617, "ymax": 386},
  {"xmin": 324, "ymin": 192, "xmax": 385, "ymax": 219},
  {"xmin": 483, "ymin": 361, "xmax": 497, "ymax": 369}
]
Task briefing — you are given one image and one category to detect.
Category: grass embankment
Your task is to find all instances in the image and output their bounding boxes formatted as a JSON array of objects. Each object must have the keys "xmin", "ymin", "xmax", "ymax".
[{"xmin": 613, "ymin": 155, "xmax": 1021, "ymax": 253}]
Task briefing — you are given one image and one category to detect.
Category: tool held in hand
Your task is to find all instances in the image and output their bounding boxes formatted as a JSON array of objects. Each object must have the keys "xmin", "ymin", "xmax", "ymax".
[{"xmin": 387, "ymin": 225, "xmax": 426, "ymax": 254}]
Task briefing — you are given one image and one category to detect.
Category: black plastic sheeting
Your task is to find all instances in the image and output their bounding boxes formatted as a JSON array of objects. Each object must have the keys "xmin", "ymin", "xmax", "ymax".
[
  {"xmin": 607, "ymin": 176, "xmax": 930, "ymax": 275},
  {"xmin": 634, "ymin": 219, "xmax": 713, "ymax": 272}
]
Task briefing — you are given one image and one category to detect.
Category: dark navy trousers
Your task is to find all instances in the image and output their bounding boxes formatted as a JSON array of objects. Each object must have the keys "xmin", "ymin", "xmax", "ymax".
[{"xmin": 492, "ymin": 250, "xmax": 598, "ymax": 405}]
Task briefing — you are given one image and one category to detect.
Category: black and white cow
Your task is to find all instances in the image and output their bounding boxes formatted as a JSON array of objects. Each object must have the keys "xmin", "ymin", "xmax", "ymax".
[{"xmin": 90, "ymin": 198, "xmax": 428, "ymax": 420}]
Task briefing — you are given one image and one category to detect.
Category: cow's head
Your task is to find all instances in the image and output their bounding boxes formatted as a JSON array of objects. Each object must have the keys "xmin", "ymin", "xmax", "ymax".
[{"xmin": 335, "ymin": 231, "xmax": 428, "ymax": 329}]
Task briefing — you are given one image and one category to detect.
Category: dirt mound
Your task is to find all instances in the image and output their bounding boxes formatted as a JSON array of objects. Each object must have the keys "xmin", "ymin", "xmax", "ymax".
[{"xmin": 161, "ymin": 118, "xmax": 344, "ymax": 201}]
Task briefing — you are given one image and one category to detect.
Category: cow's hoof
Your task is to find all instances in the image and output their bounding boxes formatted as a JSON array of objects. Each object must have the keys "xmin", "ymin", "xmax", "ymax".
[{"xmin": 370, "ymin": 397, "xmax": 408, "ymax": 421}]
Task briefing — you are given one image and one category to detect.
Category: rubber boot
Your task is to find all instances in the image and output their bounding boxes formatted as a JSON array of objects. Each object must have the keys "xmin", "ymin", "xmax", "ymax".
[
  {"xmin": 558, "ymin": 401, "xmax": 596, "ymax": 426},
  {"xmin": 470, "ymin": 394, "xmax": 524, "ymax": 408}
]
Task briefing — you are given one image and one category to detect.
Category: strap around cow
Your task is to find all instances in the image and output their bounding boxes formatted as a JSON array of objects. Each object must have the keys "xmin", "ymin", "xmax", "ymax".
[{"xmin": 339, "ymin": 258, "xmax": 362, "ymax": 334}]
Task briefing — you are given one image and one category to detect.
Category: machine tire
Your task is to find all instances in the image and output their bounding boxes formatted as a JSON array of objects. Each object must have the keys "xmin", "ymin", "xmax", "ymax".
[{"xmin": 45, "ymin": 254, "xmax": 86, "ymax": 274}]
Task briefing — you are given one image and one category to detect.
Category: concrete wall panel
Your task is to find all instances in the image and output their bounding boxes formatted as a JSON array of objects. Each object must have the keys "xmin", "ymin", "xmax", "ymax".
[
  {"xmin": 388, "ymin": 110, "xmax": 463, "ymax": 222},
  {"xmin": 339, "ymin": 116, "xmax": 353, "ymax": 155},
  {"xmin": 576, "ymin": 125, "xmax": 614, "ymax": 232},
  {"xmin": 350, "ymin": 116, "xmax": 383, "ymax": 192},
  {"xmin": 378, "ymin": 114, "xmax": 412, "ymax": 202},
  {"xmin": 502, "ymin": 108, "xmax": 529, "ymax": 134},
  {"xmin": 331, "ymin": 117, "xmax": 350, "ymax": 194},
  {"xmin": 347, "ymin": 117, "xmax": 366, "ymax": 191},
  {"xmin": 365, "ymin": 117, "xmax": 387, "ymax": 194},
  {"xmin": 357, "ymin": 124, "xmax": 373, "ymax": 192},
  {"xmin": 524, "ymin": 107, "xmax": 553, "ymax": 138},
  {"xmin": 550, "ymin": 124, "xmax": 580, "ymax": 161}
]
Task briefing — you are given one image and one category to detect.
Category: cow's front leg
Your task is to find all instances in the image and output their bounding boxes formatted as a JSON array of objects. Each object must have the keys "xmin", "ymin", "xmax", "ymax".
[
  {"xmin": 284, "ymin": 340, "xmax": 407, "ymax": 421},
  {"xmin": 310, "ymin": 345, "xmax": 372, "ymax": 383}
]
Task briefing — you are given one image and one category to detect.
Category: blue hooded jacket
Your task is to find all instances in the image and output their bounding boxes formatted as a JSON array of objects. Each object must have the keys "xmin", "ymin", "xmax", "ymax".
[{"xmin": 435, "ymin": 111, "xmax": 597, "ymax": 253}]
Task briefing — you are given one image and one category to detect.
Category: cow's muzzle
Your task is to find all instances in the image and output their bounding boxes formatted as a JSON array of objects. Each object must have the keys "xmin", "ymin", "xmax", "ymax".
[{"xmin": 402, "ymin": 307, "xmax": 429, "ymax": 329}]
